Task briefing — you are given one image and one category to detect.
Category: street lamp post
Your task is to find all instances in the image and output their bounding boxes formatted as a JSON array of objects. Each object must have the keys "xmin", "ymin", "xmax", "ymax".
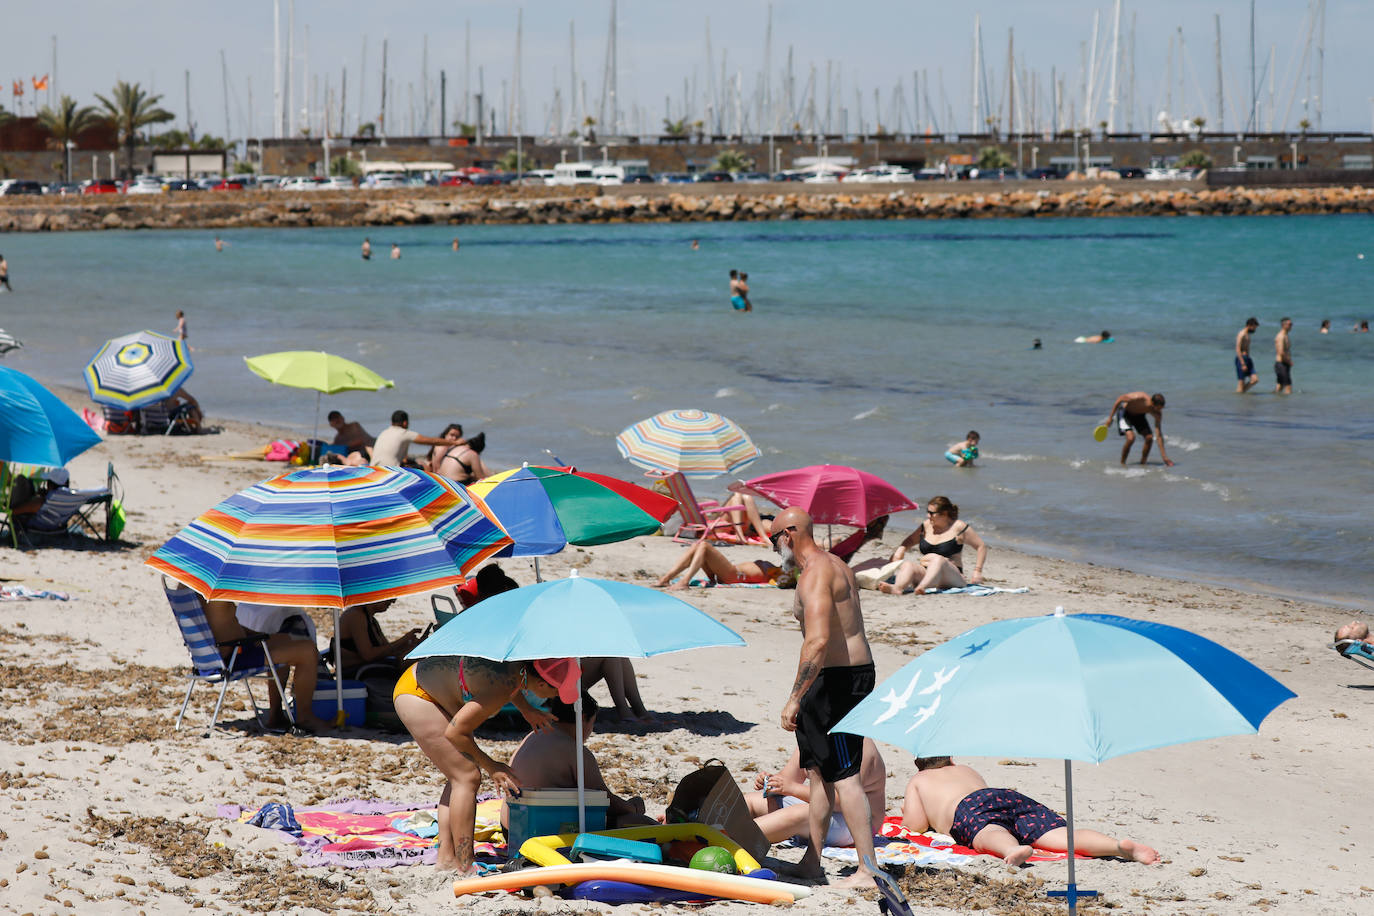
[
  {"xmin": 1031, "ymin": 145, "xmax": 1039, "ymax": 170},
  {"xmin": 65, "ymin": 140, "xmax": 75, "ymax": 183}
]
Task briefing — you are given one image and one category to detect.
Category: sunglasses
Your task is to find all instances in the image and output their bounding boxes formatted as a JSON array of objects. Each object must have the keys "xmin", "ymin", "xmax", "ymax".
[
  {"xmin": 927, "ymin": 508, "xmax": 941, "ymax": 515},
  {"xmin": 769, "ymin": 525, "xmax": 797, "ymax": 549}
]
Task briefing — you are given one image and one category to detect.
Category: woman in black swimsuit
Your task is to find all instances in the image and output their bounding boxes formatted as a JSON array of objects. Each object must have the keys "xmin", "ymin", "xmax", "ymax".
[
  {"xmin": 336, "ymin": 598, "xmax": 426, "ymax": 678},
  {"xmin": 431, "ymin": 425, "xmax": 492, "ymax": 485},
  {"xmin": 878, "ymin": 496, "xmax": 988, "ymax": 595}
]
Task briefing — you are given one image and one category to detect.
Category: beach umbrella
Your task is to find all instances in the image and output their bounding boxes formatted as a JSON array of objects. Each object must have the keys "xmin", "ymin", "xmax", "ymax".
[
  {"xmin": 0, "ymin": 365, "xmax": 103, "ymax": 467},
  {"xmin": 729, "ymin": 464, "xmax": 919, "ymax": 527},
  {"xmin": 407, "ymin": 570, "xmax": 746, "ymax": 829},
  {"xmin": 146, "ymin": 465, "xmax": 512, "ymax": 721},
  {"xmin": 615, "ymin": 408, "xmax": 760, "ymax": 479},
  {"xmin": 466, "ymin": 464, "xmax": 677, "ymax": 578},
  {"xmin": 0, "ymin": 328, "xmax": 22, "ymax": 357},
  {"xmin": 244, "ymin": 350, "xmax": 394, "ymax": 448},
  {"xmin": 833, "ymin": 607, "xmax": 1296, "ymax": 914},
  {"xmin": 83, "ymin": 329, "xmax": 194, "ymax": 410}
]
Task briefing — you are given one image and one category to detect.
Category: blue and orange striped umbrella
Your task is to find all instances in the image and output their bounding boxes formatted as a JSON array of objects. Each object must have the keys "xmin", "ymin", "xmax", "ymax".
[
  {"xmin": 615, "ymin": 408, "xmax": 760, "ymax": 479},
  {"xmin": 145, "ymin": 465, "xmax": 512, "ymax": 609}
]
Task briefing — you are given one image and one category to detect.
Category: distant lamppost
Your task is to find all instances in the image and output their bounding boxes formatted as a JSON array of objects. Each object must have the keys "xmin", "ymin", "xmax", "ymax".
[
  {"xmin": 1291, "ymin": 138, "xmax": 1299, "ymax": 170},
  {"xmin": 65, "ymin": 140, "xmax": 76, "ymax": 183},
  {"xmin": 1031, "ymin": 145, "xmax": 1039, "ymax": 170}
]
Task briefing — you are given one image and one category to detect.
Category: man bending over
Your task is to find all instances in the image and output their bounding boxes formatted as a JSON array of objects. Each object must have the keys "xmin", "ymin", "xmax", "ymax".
[{"xmin": 902, "ymin": 756, "xmax": 1158, "ymax": 866}]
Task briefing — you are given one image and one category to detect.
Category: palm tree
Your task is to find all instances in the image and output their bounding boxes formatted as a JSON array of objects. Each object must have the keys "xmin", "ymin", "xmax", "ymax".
[
  {"xmin": 37, "ymin": 95, "xmax": 102, "ymax": 182},
  {"xmin": 94, "ymin": 81, "xmax": 174, "ymax": 178}
]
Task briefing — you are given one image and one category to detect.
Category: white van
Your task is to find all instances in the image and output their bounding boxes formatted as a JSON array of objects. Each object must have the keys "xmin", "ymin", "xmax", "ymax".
[
  {"xmin": 592, "ymin": 165, "xmax": 625, "ymax": 186},
  {"xmin": 550, "ymin": 162, "xmax": 597, "ymax": 186}
]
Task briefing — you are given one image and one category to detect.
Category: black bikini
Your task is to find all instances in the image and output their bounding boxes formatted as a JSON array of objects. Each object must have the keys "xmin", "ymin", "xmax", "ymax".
[{"xmin": 919, "ymin": 522, "xmax": 965, "ymax": 560}]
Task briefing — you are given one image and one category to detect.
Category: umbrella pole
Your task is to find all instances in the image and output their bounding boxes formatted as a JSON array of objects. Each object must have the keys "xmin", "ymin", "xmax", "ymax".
[
  {"xmin": 533, "ymin": 556, "xmax": 543, "ymax": 583},
  {"xmin": 332, "ymin": 607, "xmax": 345, "ymax": 727},
  {"xmin": 575, "ymin": 679, "xmax": 586, "ymax": 833},
  {"xmin": 312, "ymin": 391, "xmax": 322, "ymax": 462},
  {"xmin": 1047, "ymin": 758, "xmax": 1097, "ymax": 915}
]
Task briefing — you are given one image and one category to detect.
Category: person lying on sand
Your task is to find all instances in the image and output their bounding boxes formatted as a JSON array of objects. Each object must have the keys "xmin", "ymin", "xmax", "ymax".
[
  {"xmin": 501, "ymin": 692, "xmax": 655, "ymax": 831},
  {"xmin": 653, "ymin": 540, "xmax": 784, "ymax": 589},
  {"xmin": 744, "ymin": 740, "xmax": 886, "ymax": 847},
  {"xmin": 1335, "ymin": 620, "xmax": 1371, "ymax": 645},
  {"xmin": 902, "ymin": 756, "xmax": 1159, "ymax": 867}
]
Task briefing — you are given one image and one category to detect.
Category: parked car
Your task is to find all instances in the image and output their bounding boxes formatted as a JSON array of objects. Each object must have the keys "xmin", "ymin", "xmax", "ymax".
[
  {"xmin": 366, "ymin": 172, "xmax": 407, "ymax": 188},
  {"xmin": 163, "ymin": 179, "xmax": 200, "ymax": 191},
  {"xmin": 0, "ymin": 179, "xmax": 44, "ymax": 195},
  {"xmin": 1024, "ymin": 166, "xmax": 1063, "ymax": 180},
  {"xmin": 211, "ymin": 178, "xmax": 246, "ymax": 191},
  {"xmin": 279, "ymin": 176, "xmax": 324, "ymax": 191},
  {"xmin": 44, "ymin": 181, "xmax": 84, "ymax": 195},
  {"xmin": 439, "ymin": 173, "xmax": 474, "ymax": 186},
  {"xmin": 321, "ymin": 176, "xmax": 354, "ymax": 189},
  {"xmin": 626, "ymin": 173, "xmax": 656, "ymax": 184},
  {"xmin": 694, "ymin": 171, "xmax": 734, "ymax": 183},
  {"xmin": 125, "ymin": 175, "xmax": 165, "ymax": 195},
  {"xmin": 658, "ymin": 172, "xmax": 694, "ymax": 184},
  {"xmin": 731, "ymin": 171, "xmax": 769, "ymax": 183},
  {"xmin": 971, "ymin": 167, "xmax": 1021, "ymax": 180},
  {"xmin": 81, "ymin": 179, "xmax": 122, "ymax": 194},
  {"xmin": 1115, "ymin": 166, "xmax": 1145, "ymax": 179},
  {"xmin": 471, "ymin": 172, "xmax": 514, "ymax": 185},
  {"xmin": 771, "ymin": 171, "xmax": 804, "ymax": 182}
]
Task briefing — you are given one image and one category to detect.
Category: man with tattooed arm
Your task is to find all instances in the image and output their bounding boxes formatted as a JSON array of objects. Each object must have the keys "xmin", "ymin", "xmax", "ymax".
[{"xmin": 770, "ymin": 507, "xmax": 878, "ymax": 885}]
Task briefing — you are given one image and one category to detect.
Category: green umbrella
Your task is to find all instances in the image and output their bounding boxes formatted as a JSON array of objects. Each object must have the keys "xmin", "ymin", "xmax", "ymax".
[{"xmin": 244, "ymin": 351, "xmax": 394, "ymax": 449}]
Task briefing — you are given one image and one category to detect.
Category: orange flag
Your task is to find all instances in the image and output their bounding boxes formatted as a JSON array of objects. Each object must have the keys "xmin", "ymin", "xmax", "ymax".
[
  {"xmin": 11, "ymin": 80, "xmax": 22, "ymax": 97},
  {"xmin": 32, "ymin": 74, "xmax": 48, "ymax": 91}
]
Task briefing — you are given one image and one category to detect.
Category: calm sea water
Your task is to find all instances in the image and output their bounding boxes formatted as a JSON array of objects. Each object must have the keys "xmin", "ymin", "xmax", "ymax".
[{"xmin": 3, "ymin": 215, "xmax": 1372, "ymax": 605}]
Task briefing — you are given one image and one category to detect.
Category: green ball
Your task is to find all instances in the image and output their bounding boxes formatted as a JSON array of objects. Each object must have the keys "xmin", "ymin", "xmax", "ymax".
[{"xmin": 689, "ymin": 846, "xmax": 737, "ymax": 875}]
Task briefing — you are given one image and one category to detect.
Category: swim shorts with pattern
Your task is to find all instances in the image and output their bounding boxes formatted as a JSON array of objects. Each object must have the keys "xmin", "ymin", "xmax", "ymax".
[{"xmin": 949, "ymin": 787, "xmax": 1067, "ymax": 848}]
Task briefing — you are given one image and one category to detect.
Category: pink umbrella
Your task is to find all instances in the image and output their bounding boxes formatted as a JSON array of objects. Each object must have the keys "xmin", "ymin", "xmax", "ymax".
[{"xmin": 729, "ymin": 465, "xmax": 919, "ymax": 527}]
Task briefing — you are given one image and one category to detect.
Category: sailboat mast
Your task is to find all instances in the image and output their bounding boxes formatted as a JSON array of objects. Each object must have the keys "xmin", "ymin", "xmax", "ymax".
[{"xmin": 1107, "ymin": 0, "xmax": 1121, "ymax": 133}]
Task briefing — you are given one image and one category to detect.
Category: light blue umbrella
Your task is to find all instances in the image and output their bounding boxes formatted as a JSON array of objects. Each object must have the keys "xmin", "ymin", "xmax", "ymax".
[
  {"xmin": 407, "ymin": 570, "xmax": 746, "ymax": 828},
  {"xmin": 0, "ymin": 365, "xmax": 103, "ymax": 468},
  {"xmin": 833, "ymin": 608, "xmax": 1295, "ymax": 914}
]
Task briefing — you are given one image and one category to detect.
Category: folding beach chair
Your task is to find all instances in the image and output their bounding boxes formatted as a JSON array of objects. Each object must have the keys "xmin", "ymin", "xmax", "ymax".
[
  {"xmin": 653, "ymin": 471, "xmax": 760, "ymax": 545},
  {"xmin": 1332, "ymin": 639, "xmax": 1374, "ymax": 672},
  {"xmin": 101, "ymin": 404, "xmax": 137, "ymax": 435},
  {"xmin": 138, "ymin": 401, "xmax": 196, "ymax": 436},
  {"xmin": 165, "ymin": 578, "xmax": 294, "ymax": 735}
]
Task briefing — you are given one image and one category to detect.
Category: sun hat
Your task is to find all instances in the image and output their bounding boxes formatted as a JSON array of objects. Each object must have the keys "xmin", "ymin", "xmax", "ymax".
[
  {"xmin": 44, "ymin": 468, "xmax": 70, "ymax": 486},
  {"xmin": 532, "ymin": 657, "xmax": 582, "ymax": 703}
]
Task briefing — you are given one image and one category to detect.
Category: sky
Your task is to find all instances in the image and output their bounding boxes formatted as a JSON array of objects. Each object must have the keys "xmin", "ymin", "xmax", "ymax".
[{"xmin": 4, "ymin": 1, "xmax": 1368, "ymax": 140}]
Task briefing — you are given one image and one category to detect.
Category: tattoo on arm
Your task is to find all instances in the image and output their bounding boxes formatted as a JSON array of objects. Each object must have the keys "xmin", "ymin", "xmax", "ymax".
[{"xmin": 791, "ymin": 660, "xmax": 819, "ymax": 699}]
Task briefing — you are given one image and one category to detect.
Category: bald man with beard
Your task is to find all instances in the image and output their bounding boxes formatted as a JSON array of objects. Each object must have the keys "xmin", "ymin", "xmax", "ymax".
[{"xmin": 771, "ymin": 507, "xmax": 878, "ymax": 885}]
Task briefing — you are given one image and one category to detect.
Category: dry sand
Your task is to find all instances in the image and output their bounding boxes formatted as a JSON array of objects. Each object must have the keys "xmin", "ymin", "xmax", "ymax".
[{"xmin": 1, "ymin": 416, "xmax": 1369, "ymax": 915}]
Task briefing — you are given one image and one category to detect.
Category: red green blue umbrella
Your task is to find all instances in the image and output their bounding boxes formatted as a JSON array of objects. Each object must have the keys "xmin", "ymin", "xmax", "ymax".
[
  {"xmin": 615, "ymin": 408, "xmax": 760, "ymax": 479},
  {"xmin": 84, "ymin": 330, "xmax": 193, "ymax": 409},
  {"xmin": 466, "ymin": 464, "xmax": 677, "ymax": 557}
]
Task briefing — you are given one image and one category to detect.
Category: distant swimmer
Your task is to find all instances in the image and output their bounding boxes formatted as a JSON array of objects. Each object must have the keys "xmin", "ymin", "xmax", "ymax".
[
  {"xmin": 1075, "ymin": 330, "xmax": 1113, "ymax": 343},
  {"xmin": 1234, "ymin": 317, "xmax": 1260, "ymax": 393},
  {"xmin": 390, "ymin": 243, "xmax": 401, "ymax": 260},
  {"xmin": 361, "ymin": 237, "xmax": 372, "ymax": 260},
  {"xmin": 175, "ymin": 310, "xmax": 188, "ymax": 342},
  {"xmin": 1031, "ymin": 338, "xmax": 1042, "ymax": 350},
  {"xmin": 1355, "ymin": 320, "xmax": 1370, "ymax": 333},
  {"xmin": 1274, "ymin": 317, "xmax": 1293, "ymax": 395},
  {"xmin": 0, "ymin": 253, "xmax": 10, "ymax": 292},
  {"xmin": 1320, "ymin": 319, "xmax": 1331, "ymax": 334},
  {"xmin": 452, "ymin": 237, "xmax": 460, "ymax": 252},
  {"xmin": 691, "ymin": 238, "xmax": 700, "ymax": 250},
  {"xmin": 214, "ymin": 236, "xmax": 224, "ymax": 253},
  {"xmin": 945, "ymin": 430, "xmax": 980, "ymax": 467},
  {"xmin": 1103, "ymin": 391, "xmax": 1173, "ymax": 467},
  {"xmin": 729, "ymin": 269, "xmax": 746, "ymax": 311},
  {"xmin": 739, "ymin": 272, "xmax": 753, "ymax": 312}
]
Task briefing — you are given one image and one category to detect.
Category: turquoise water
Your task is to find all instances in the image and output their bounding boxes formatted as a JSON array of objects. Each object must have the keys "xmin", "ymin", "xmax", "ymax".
[{"xmin": 3, "ymin": 215, "xmax": 1371, "ymax": 605}]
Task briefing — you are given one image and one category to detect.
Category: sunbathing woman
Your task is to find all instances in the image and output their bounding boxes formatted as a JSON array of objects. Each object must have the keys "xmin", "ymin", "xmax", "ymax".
[
  {"xmin": 336, "ymin": 598, "xmax": 425, "ymax": 679},
  {"xmin": 433, "ymin": 428, "xmax": 492, "ymax": 485},
  {"xmin": 878, "ymin": 496, "xmax": 988, "ymax": 595},
  {"xmin": 654, "ymin": 539, "xmax": 782, "ymax": 589},
  {"xmin": 393, "ymin": 655, "xmax": 577, "ymax": 873}
]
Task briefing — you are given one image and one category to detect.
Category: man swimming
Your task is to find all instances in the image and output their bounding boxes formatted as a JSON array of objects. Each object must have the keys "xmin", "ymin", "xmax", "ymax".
[
  {"xmin": 773, "ymin": 507, "xmax": 878, "ymax": 885},
  {"xmin": 1103, "ymin": 391, "xmax": 1173, "ymax": 467},
  {"xmin": 1234, "ymin": 317, "xmax": 1259, "ymax": 393},
  {"xmin": 902, "ymin": 756, "xmax": 1158, "ymax": 867}
]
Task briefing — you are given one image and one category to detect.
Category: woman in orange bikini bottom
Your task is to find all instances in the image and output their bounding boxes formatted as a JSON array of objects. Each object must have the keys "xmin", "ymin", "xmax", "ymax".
[{"xmin": 654, "ymin": 540, "xmax": 782, "ymax": 589}]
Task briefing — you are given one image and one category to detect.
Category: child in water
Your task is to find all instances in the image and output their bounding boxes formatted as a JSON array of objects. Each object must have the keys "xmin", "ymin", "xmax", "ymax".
[{"xmin": 945, "ymin": 431, "xmax": 980, "ymax": 467}]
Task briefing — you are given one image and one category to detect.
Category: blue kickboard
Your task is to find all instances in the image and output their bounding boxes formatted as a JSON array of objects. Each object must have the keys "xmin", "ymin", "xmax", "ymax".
[{"xmin": 570, "ymin": 833, "xmax": 663, "ymax": 864}]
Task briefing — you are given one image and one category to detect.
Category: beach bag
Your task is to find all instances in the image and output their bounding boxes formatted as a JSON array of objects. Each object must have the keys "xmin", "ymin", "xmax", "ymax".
[
  {"xmin": 107, "ymin": 499, "xmax": 126, "ymax": 541},
  {"xmin": 265, "ymin": 439, "xmax": 298, "ymax": 462},
  {"xmin": 665, "ymin": 759, "xmax": 770, "ymax": 861}
]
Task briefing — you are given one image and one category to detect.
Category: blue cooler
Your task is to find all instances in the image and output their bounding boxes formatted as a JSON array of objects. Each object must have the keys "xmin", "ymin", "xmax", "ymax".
[
  {"xmin": 507, "ymin": 789, "xmax": 609, "ymax": 855},
  {"xmin": 311, "ymin": 680, "xmax": 367, "ymax": 726}
]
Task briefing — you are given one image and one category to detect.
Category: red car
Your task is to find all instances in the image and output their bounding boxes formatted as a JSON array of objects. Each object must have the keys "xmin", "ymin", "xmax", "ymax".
[
  {"xmin": 212, "ymin": 178, "xmax": 246, "ymax": 191},
  {"xmin": 439, "ymin": 174, "xmax": 473, "ymax": 186},
  {"xmin": 82, "ymin": 179, "xmax": 121, "ymax": 194}
]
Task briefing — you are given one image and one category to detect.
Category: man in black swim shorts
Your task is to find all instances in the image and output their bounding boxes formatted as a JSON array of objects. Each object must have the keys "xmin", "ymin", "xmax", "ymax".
[
  {"xmin": 773, "ymin": 507, "xmax": 878, "ymax": 884},
  {"xmin": 1103, "ymin": 390, "xmax": 1173, "ymax": 467}
]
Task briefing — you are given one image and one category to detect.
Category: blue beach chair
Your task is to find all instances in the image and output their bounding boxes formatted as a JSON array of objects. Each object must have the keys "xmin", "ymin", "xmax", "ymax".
[
  {"xmin": 165, "ymin": 578, "xmax": 294, "ymax": 735},
  {"xmin": 1333, "ymin": 639, "xmax": 1374, "ymax": 672}
]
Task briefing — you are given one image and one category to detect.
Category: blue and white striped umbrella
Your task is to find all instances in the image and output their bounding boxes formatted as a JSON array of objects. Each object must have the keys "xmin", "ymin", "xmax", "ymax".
[
  {"xmin": 84, "ymin": 330, "xmax": 193, "ymax": 409},
  {"xmin": 833, "ymin": 608, "xmax": 1295, "ymax": 914}
]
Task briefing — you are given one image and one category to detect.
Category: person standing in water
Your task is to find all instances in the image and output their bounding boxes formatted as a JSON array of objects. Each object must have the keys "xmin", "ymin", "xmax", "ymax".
[
  {"xmin": 175, "ymin": 310, "xmax": 188, "ymax": 342},
  {"xmin": 361, "ymin": 237, "xmax": 372, "ymax": 260},
  {"xmin": 1234, "ymin": 317, "xmax": 1259, "ymax": 393},
  {"xmin": 214, "ymin": 236, "xmax": 224, "ymax": 253},
  {"xmin": 0, "ymin": 253, "xmax": 12, "ymax": 291},
  {"xmin": 390, "ymin": 243, "xmax": 401, "ymax": 260},
  {"xmin": 1274, "ymin": 317, "xmax": 1294, "ymax": 395}
]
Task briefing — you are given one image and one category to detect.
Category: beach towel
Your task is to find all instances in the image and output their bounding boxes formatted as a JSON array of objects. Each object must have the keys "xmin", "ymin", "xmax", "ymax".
[
  {"xmin": 221, "ymin": 797, "xmax": 506, "ymax": 868},
  {"xmin": 264, "ymin": 440, "xmax": 299, "ymax": 462},
  {"xmin": 1, "ymin": 585, "xmax": 71, "ymax": 601},
  {"xmin": 675, "ymin": 575, "xmax": 775, "ymax": 588},
  {"xmin": 821, "ymin": 816, "xmax": 1081, "ymax": 868},
  {"xmin": 925, "ymin": 585, "xmax": 1029, "ymax": 596},
  {"xmin": 81, "ymin": 408, "xmax": 108, "ymax": 432}
]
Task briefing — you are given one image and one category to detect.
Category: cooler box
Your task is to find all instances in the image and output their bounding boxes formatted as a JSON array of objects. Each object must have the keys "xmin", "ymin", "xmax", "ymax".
[
  {"xmin": 311, "ymin": 679, "xmax": 367, "ymax": 726},
  {"xmin": 508, "ymin": 789, "xmax": 609, "ymax": 855}
]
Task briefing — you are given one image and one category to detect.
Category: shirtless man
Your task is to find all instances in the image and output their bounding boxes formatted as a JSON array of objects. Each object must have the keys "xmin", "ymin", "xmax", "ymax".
[
  {"xmin": 203, "ymin": 599, "xmax": 331, "ymax": 732},
  {"xmin": 654, "ymin": 540, "xmax": 782, "ymax": 589},
  {"xmin": 1103, "ymin": 391, "xmax": 1173, "ymax": 467},
  {"xmin": 502, "ymin": 693, "xmax": 654, "ymax": 831},
  {"xmin": 1234, "ymin": 317, "xmax": 1259, "ymax": 393},
  {"xmin": 729, "ymin": 269, "xmax": 748, "ymax": 312},
  {"xmin": 1334, "ymin": 620, "xmax": 1371, "ymax": 645},
  {"xmin": 327, "ymin": 410, "xmax": 375, "ymax": 454},
  {"xmin": 745, "ymin": 739, "xmax": 886, "ymax": 847},
  {"xmin": 772, "ymin": 507, "xmax": 878, "ymax": 884},
  {"xmin": 361, "ymin": 237, "xmax": 372, "ymax": 260},
  {"xmin": 901, "ymin": 756, "xmax": 1159, "ymax": 867},
  {"xmin": 1274, "ymin": 316, "xmax": 1294, "ymax": 395}
]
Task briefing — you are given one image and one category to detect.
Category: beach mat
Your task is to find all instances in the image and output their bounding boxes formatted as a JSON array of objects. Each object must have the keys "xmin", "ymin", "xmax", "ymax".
[
  {"xmin": 821, "ymin": 816, "xmax": 1085, "ymax": 868},
  {"xmin": 220, "ymin": 797, "xmax": 506, "ymax": 868},
  {"xmin": 1, "ymin": 585, "xmax": 71, "ymax": 601}
]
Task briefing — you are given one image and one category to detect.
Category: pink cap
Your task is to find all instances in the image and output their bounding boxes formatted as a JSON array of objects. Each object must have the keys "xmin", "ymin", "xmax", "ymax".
[{"xmin": 532, "ymin": 657, "xmax": 582, "ymax": 703}]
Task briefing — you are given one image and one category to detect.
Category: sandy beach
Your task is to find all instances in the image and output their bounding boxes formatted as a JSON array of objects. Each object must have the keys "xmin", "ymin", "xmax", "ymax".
[{"xmin": 1, "ymin": 400, "xmax": 1369, "ymax": 916}]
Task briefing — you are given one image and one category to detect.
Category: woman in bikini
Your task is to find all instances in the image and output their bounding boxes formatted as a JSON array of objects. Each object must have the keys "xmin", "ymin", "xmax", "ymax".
[
  {"xmin": 878, "ymin": 496, "xmax": 988, "ymax": 595},
  {"xmin": 431, "ymin": 425, "xmax": 492, "ymax": 485},
  {"xmin": 653, "ymin": 539, "xmax": 782, "ymax": 589},
  {"xmin": 392, "ymin": 655, "xmax": 576, "ymax": 873},
  {"xmin": 336, "ymin": 598, "xmax": 424, "ymax": 679}
]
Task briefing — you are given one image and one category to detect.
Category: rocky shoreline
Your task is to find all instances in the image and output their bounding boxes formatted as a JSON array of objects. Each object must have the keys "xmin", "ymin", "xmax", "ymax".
[{"xmin": 3, "ymin": 182, "xmax": 1372, "ymax": 231}]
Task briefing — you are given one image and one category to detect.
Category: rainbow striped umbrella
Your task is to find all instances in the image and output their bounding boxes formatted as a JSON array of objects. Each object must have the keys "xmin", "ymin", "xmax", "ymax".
[
  {"xmin": 615, "ymin": 409, "xmax": 761, "ymax": 479},
  {"xmin": 84, "ymin": 330, "xmax": 193, "ymax": 409},
  {"xmin": 145, "ymin": 465, "xmax": 511, "ymax": 609}
]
